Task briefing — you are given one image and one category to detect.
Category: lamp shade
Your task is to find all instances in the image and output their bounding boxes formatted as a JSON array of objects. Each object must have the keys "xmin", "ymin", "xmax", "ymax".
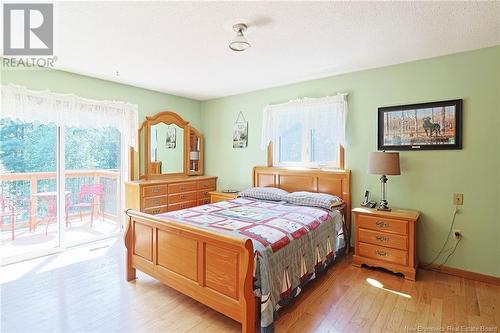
[
  {"xmin": 189, "ymin": 151, "xmax": 200, "ymax": 161},
  {"xmin": 368, "ymin": 152, "xmax": 400, "ymax": 175}
]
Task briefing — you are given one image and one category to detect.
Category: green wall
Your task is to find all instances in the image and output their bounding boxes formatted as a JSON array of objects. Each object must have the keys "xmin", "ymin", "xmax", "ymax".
[
  {"xmin": 200, "ymin": 46, "xmax": 500, "ymax": 277},
  {"xmin": 2, "ymin": 47, "xmax": 499, "ymax": 277}
]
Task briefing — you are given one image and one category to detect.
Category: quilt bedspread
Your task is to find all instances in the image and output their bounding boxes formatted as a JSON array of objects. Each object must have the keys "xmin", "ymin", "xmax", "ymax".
[{"xmin": 156, "ymin": 197, "xmax": 346, "ymax": 332}]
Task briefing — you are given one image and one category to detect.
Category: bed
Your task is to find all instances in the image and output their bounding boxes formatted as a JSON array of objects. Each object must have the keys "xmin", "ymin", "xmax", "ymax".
[{"xmin": 124, "ymin": 166, "xmax": 351, "ymax": 333}]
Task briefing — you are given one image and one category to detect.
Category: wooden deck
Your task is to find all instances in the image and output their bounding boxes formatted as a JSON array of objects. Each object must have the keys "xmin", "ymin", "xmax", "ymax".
[{"xmin": 1, "ymin": 237, "xmax": 498, "ymax": 332}]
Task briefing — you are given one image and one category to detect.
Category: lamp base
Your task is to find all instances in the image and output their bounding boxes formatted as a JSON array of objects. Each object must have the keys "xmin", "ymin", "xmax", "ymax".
[{"xmin": 377, "ymin": 200, "xmax": 391, "ymax": 211}]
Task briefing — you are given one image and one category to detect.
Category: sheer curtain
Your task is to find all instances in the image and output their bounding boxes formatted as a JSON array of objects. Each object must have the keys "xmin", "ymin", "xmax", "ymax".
[
  {"xmin": 260, "ymin": 93, "xmax": 348, "ymax": 167},
  {"xmin": 1, "ymin": 84, "xmax": 138, "ymax": 149}
]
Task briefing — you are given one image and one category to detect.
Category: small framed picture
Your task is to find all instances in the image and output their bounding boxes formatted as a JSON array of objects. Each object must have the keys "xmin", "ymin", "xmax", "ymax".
[
  {"xmin": 378, "ymin": 99, "xmax": 462, "ymax": 150},
  {"xmin": 233, "ymin": 121, "xmax": 248, "ymax": 148}
]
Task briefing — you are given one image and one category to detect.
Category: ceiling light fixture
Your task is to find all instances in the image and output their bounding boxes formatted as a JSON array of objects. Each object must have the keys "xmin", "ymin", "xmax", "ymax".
[{"xmin": 229, "ymin": 23, "xmax": 251, "ymax": 52}]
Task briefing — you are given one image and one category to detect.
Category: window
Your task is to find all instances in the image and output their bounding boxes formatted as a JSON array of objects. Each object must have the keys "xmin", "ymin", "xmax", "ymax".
[{"xmin": 261, "ymin": 94, "xmax": 348, "ymax": 168}]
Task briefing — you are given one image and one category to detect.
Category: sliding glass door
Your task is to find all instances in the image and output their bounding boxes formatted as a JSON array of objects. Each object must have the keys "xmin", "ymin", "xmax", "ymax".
[
  {"xmin": 64, "ymin": 126, "xmax": 121, "ymax": 246},
  {"xmin": 0, "ymin": 121, "xmax": 123, "ymax": 264},
  {"xmin": 0, "ymin": 119, "xmax": 61, "ymax": 263}
]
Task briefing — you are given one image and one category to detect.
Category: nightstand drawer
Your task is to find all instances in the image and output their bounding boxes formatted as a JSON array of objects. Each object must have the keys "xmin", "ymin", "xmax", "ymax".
[
  {"xmin": 359, "ymin": 242, "xmax": 407, "ymax": 266},
  {"xmin": 358, "ymin": 228, "xmax": 408, "ymax": 250},
  {"xmin": 358, "ymin": 215, "xmax": 408, "ymax": 235},
  {"xmin": 209, "ymin": 191, "xmax": 238, "ymax": 203}
]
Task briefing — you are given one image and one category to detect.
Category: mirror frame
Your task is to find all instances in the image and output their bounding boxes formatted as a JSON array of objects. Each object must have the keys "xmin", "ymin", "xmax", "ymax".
[
  {"xmin": 139, "ymin": 111, "xmax": 189, "ymax": 179},
  {"xmin": 138, "ymin": 121, "xmax": 147, "ymax": 179},
  {"xmin": 186, "ymin": 126, "xmax": 204, "ymax": 176}
]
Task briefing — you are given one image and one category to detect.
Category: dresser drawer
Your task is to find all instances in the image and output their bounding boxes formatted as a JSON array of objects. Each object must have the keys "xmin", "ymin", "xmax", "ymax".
[
  {"xmin": 358, "ymin": 215, "xmax": 408, "ymax": 235},
  {"xmin": 358, "ymin": 228, "xmax": 407, "ymax": 250},
  {"xmin": 169, "ymin": 191, "xmax": 197, "ymax": 204},
  {"xmin": 143, "ymin": 195, "xmax": 168, "ymax": 209},
  {"xmin": 143, "ymin": 205, "xmax": 168, "ymax": 215},
  {"xmin": 358, "ymin": 242, "xmax": 407, "ymax": 266},
  {"xmin": 197, "ymin": 179, "xmax": 216, "ymax": 190},
  {"xmin": 198, "ymin": 198, "xmax": 211, "ymax": 206},
  {"xmin": 197, "ymin": 189, "xmax": 211, "ymax": 200},
  {"xmin": 169, "ymin": 182, "xmax": 198, "ymax": 194},
  {"xmin": 168, "ymin": 200, "xmax": 197, "ymax": 211},
  {"xmin": 143, "ymin": 185, "xmax": 168, "ymax": 197}
]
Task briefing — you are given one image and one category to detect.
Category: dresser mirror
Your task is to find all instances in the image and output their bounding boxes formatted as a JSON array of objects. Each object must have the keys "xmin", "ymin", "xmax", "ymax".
[
  {"xmin": 150, "ymin": 123, "xmax": 184, "ymax": 175},
  {"xmin": 138, "ymin": 111, "xmax": 204, "ymax": 179}
]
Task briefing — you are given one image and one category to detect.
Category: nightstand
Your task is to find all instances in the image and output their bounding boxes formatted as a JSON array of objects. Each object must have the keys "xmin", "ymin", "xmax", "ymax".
[
  {"xmin": 352, "ymin": 207, "xmax": 420, "ymax": 280},
  {"xmin": 209, "ymin": 191, "xmax": 238, "ymax": 203}
]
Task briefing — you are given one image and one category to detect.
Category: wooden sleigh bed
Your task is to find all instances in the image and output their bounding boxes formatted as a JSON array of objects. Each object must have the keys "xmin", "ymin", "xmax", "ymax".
[{"xmin": 124, "ymin": 166, "xmax": 351, "ymax": 333}]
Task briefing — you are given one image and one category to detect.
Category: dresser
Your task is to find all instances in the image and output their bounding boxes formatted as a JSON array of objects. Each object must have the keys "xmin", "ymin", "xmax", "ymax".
[
  {"xmin": 125, "ymin": 176, "xmax": 217, "ymax": 215},
  {"xmin": 352, "ymin": 207, "xmax": 420, "ymax": 280}
]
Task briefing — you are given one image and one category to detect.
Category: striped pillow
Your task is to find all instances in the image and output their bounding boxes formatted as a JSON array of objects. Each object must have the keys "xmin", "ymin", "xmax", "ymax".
[
  {"xmin": 285, "ymin": 191, "xmax": 343, "ymax": 210},
  {"xmin": 238, "ymin": 187, "xmax": 289, "ymax": 201}
]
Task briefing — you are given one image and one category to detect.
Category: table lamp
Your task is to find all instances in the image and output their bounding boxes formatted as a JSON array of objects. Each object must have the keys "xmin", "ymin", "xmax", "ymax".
[
  {"xmin": 368, "ymin": 151, "xmax": 400, "ymax": 211},
  {"xmin": 189, "ymin": 151, "xmax": 200, "ymax": 171}
]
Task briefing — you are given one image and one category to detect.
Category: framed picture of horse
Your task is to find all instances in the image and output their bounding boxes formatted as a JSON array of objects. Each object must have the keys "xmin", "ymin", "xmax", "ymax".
[{"xmin": 378, "ymin": 99, "xmax": 462, "ymax": 151}]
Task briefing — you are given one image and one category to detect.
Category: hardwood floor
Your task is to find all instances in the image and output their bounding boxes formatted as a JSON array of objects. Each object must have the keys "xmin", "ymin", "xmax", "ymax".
[{"xmin": 1, "ymin": 237, "xmax": 498, "ymax": 333}]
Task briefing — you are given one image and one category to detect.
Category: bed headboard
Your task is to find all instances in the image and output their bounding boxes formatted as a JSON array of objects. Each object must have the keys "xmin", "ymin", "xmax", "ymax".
[{"xmin": 253, "ymin": 166, "xmax": 352, "ymax": 234}]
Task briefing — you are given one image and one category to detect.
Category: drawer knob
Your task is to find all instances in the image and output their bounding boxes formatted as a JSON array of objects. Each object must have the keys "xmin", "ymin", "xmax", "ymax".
[
  {"xmin": 153, "ymin": 199, "xmax": 160, "ymax": 205},
  {"xmin": 152, "ymin": 209, "xmax": 160, "ymax": 214},
  {"xmin": 375, "ymin": 235, "xmax": 388, "ymax": 242},
  {"xmin": 152, "ymin": 187, "xmax": 160, "ymax": 193},
  {"xmin": 181, "ymin": 195, "xmax": 187, "ymax": 199},
  {"xmin": 375, "ymin": 221, "xmax": 389, "ymax": 228},
  {"xmin": 375, "ymin": 250, "xmax": 388, "ymax": 257}
]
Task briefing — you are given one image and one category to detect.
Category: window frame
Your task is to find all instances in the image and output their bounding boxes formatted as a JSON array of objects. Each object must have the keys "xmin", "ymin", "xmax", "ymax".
[{"xmin": 270, "ymin": 138, "xmax": 345, "ymax": 170}]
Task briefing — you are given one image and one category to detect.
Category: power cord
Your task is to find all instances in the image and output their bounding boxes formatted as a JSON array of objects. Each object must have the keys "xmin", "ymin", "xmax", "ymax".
[
  {"xmin": 437, "ymin": 237, "xmax": 462, "ymax": 269},
  {"xmin": 422, "ymin": 204, "xmax": 460, "ymax": 268}
]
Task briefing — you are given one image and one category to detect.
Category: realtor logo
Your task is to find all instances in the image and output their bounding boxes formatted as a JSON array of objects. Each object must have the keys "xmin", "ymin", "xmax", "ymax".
[{"xmin": 3, "ymin": 3, "xmax": 53, "ymax": 55}]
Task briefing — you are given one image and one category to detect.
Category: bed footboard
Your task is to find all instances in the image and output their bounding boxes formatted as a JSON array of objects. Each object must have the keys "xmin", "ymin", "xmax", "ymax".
[{"xmin": 124, "ymin": 210, "xmax": 256, "ymax": 333}]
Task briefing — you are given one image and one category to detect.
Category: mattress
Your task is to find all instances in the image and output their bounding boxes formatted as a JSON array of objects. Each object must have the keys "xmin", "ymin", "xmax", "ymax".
[{"xmin": 156, "ymin": 197, "xmax": 346, "ymax": 332}]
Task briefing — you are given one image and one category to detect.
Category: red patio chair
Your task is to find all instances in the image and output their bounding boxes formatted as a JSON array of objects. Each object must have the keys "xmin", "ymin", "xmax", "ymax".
[
  {"xmin": 0, "ymin": 196, "xmax": 33, "ymax": 240},
  {"xmin": 72, "ymin": 184, "xmax": 105, "ymax": 227}
]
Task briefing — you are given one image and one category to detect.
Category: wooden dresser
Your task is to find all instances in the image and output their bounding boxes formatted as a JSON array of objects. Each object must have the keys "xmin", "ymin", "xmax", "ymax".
[
  {"xmin": 125, "ymin": 176, "xmax": 217, "ymax": 215},
  {"xmin": 352, "ymin": 207, "xmax": 420, "ymax": 280}
]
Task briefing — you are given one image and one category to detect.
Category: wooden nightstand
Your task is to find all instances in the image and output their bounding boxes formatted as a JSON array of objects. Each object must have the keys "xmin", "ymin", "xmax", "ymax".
[
  {"xmin": 209, "ymin": 191, "xmax": 238, "ymax": 203},
  {"xmin": 352, "ymin": 207, "xmax": 420, "ymax": 280}
]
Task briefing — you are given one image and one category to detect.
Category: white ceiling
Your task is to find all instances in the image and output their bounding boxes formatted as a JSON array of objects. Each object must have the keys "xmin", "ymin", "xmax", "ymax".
[{"xmin": 54, "ymin": 1, "xmax": 500, "ymax": 101}]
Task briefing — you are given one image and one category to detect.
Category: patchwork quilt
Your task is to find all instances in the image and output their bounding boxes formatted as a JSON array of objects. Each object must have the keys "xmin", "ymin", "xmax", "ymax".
[{"xmin": 156, "ymin": 197, "xmax": 346, "ymax": 333}]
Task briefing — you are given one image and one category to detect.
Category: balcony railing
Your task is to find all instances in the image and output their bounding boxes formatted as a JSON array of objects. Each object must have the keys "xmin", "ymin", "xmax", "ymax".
[{"xmin": 0, "ymin": 169, "xmax": 121, "ymax": 232}]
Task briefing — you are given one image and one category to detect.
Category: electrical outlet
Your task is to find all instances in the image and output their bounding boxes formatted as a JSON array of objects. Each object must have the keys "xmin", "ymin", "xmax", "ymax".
[
  {"xmin": 453, "ymin": 229, "xmax": 462, "ymax": 240},
  {"xmin": 453, "ymin": 193, "xmax": 463, "ymax": 205}
]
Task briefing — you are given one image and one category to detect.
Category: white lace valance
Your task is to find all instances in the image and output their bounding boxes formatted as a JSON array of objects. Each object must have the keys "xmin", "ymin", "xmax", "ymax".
[
  {"xmin": 260, "ymin": 93, "xmax": 348, "ymax": 151},
  {"xmin": 1, "ymin": 84, "xmax": 139, "ymax": 149}
]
